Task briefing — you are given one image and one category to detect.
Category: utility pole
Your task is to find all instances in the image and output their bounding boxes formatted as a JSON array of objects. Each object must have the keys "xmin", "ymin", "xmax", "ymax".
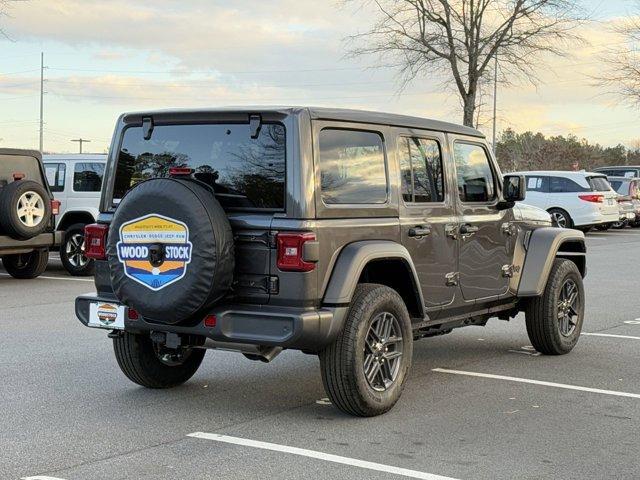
[
  {"xmin": 492, "ymin": 51, "xmax": 498, "ymax": 154},
  {"xmin": 39, "ymin": 52, "xmax": 44, "ymax": 152},
  {"xmin": 71, "ymin": 138, "xmax": 91, "ymax": 153}
]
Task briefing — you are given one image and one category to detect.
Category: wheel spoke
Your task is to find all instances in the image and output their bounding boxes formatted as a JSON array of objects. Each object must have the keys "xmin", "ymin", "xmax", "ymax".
[
  {"xmin": 384, "ymin": 335, "xmax": 403, "ymax": 345},
  {"xmin": 366, "ymin": 361, "xmax": 381, "ymax": 384},
  {"xmin": 383, "ymin": 350, "xmax": 403, "ymax": 361}
]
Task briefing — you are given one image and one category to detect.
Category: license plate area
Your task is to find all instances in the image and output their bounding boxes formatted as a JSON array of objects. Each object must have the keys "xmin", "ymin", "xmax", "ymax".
[{"xmin": 88, "ymin": 302, "xmax": 125, "ymax": 330}]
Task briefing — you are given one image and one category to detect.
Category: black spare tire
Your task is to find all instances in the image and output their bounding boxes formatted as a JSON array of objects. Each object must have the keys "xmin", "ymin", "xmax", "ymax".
[
  {"xmin": 0, "ymin": 180, "xmax": 51, "ymax": 239},
  {"xmin": 108, "ymin": 178, "xmax": 234, "ymax": 324}
]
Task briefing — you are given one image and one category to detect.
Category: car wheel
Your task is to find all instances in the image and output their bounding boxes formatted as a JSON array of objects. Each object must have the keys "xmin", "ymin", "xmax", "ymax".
[
  {"xmin": 612, "ymin": 220, "xmax": 627, "ymax": 229},
  {"xmin": 595, "ymin": 223, "xmax": 611, "ymax": 231},
  {"xmin": 319, "ymin": 283, "xmax": 413, "ymax": 417},
  {"xmin": 60, "ymin": 223, "xmax": 94, "ymax": 276},
  {"xmin": 113, "ymin": 332, "xmax": 206, "ymax": 388},
  {"xmin": 548, "ymin": 208, "xmax": 573, "ymax": 229},
  {"xmin": 525, "ymin": 259, "xmax": 584, "ymax": 355},
  {"xmin": 577, "ymin": 226, "xmax": 592, "ymax": 233},
  {"xmin": 1, "ymin": 249, "xmax": 49, "ymax": 279},
  {"xmin": 0, "ymin": 180, "xmax": 52, "ymax": 239}
]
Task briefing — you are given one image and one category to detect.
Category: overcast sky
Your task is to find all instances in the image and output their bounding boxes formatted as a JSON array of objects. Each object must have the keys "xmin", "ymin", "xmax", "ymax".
[{"xmin": 0, "ymin": 0, "xmax": 638, "ymax": 153}]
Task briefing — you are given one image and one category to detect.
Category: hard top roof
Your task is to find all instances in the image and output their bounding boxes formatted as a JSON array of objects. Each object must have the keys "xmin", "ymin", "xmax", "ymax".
[
  {"xmin": 0, "ymin": 148, "xmax": 42, "ymax": 160},
  {"xmin": 43, "ymin": 153, "xmax": 108, "ymax": 162},
  {"xmin": 120, "ymin": 106, "xmax": 484, "ymax": 138}
]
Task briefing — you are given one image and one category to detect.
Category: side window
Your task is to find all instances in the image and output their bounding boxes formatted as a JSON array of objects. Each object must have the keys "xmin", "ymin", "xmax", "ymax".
[
  {"xmin": 73, "ymin": 162, "xmax": 105, "ymax": 192},
  {"xmin": 453, "ymin": 142, "xmax": 495, "ymax": 203},
  {"xmin": 549, "ymin": 176, "xmax": 588, "ymax": 193},
  {"xmin": 399, "ymin": 137, "xmax": 444, "ymax": 203},
  {"xmin": 45, "ymin": 163, "xmax": 66, "ymax": 192},
  {"xmin": 319, "ymin": 128, "xmax": 387, "ymax": 204},
  {"xmin": 526, "ymin": 176, "xmax": 548, "ymax": 192}
]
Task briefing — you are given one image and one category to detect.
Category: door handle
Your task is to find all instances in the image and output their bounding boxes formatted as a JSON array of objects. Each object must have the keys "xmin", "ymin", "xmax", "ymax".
[
  {"xmin": 408, "ymin": 225, "xmax": 432, "ymax": 238},
  {"xmin": 460, "ymin": 224, "xmax": 479, "ymax": 236}
]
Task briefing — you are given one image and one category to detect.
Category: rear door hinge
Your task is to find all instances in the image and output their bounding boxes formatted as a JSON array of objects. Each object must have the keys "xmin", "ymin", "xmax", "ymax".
[
  {"xmin": 501, "ymin": 222, "xmax": 517, "ymax": 236},
  {"xmin": 445, "ymin": 272, "xmax": 459, "ymax": 286},
  {"xmin": 501, "ymin": 264, "xmax": 514, "ymax": 278}
]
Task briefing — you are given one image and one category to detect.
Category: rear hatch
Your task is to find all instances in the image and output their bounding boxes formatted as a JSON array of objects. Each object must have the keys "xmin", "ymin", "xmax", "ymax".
[
  {"xmin": 106, "ymin": 115, "xmax": 287, "ymax": 305},
  {"xmin": 0, "ymin": 149, "xmax": 50, "ymax": 192},
  {"xmin": 586, "ymin": 175, "xmax": 618, "ymax": 215}
]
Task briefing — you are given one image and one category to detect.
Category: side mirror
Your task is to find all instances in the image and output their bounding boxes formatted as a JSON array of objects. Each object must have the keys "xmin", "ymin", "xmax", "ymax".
[{"xmin": 503, "ymin": 174, "xmax": 526, "ymax": 202}]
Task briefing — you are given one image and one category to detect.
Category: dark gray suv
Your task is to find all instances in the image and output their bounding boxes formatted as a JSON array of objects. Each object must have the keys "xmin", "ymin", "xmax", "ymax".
[{"xmin": 75, "ymin": 107, "xmax": 587, "ymax": 416}]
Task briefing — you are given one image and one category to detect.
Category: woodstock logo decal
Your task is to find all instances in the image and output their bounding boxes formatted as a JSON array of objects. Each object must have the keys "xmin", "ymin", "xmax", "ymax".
[{"xmin": 116, "ymin": 214, "xmax": 192, "ymax": 291}]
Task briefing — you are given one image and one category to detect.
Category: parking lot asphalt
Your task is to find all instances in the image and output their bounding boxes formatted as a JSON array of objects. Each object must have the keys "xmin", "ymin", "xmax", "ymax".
[{"xmin": 2, "ymin": 232, "xmax": 640, "ymax": 480}]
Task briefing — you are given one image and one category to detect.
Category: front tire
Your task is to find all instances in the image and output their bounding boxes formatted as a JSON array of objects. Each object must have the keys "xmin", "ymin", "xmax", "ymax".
[
  {"xmin": 319, "ymin": 284, "xmax": 413, "ymax": 417},
  {"xmin": 113, "ymin": 332, "xmax": 206, "ymax": 388},
  {"xmin": 525, "ymin": 259, "xmax": 584, "ymax": 355},
  {"xmin": 60, "ymin": 223, "xmax": 94, "ymax": 276},
  {"xmin": 1, "ymin": 249, "xmax": 49, "ymax": 279}
]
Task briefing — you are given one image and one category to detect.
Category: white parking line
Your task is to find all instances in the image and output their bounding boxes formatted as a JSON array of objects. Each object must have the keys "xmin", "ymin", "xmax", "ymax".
[
  {"xmin": 187, "ymin": 432, "xmax": 460, "ymax": 480},
  {"xmin": 0, "ymin": 273, "xmax": 92, "ymax": 282},
  {"xmin": 432, "ymin": 368, "xmax": 640, "ymax": 399},
  {"xmin": 22, "ymin": 476, "xmax": 67, "ymax": 480},
  {"xmin": 582, "ymin": 332, "xmax": 640, "ymax": 340}
]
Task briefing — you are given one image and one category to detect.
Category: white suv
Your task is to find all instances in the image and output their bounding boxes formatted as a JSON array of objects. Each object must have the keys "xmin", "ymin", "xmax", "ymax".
[
  {"xmin": 511, "ymin": 170, "xmax": 619, "ymax": 231},
  {"xmin": 43, "ymin": 154, "xmax": 106, "ymax": 275}
]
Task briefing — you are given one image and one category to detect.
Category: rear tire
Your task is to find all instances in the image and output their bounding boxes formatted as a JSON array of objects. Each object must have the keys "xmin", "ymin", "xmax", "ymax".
[
  {"xmin": 595, "ymin": 223, "xmax": 612, "ymax": 231},
  {"xmin": 525, "ymin": 259, "xmax": 584, "ymax": 355},
  {"xmin": 1, "ymin": 249, "xmax": 48, "ymax": 279},
  {"xmin": 113, "ymin": 332, "xmax": 206, "ymax": 388},
  {"xmin": 319, "ymin": 284, "xmax": 413, "ymax": 417},
  {"xmin": 548, "ymin": 208, "xmax": 573, "ymax": 229},
  {"xmin": 60, "ymin": 223, "xmax": 94, "ymax": 276}
]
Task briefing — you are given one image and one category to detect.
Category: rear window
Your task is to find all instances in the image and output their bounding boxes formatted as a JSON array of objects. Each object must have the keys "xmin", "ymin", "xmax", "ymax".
[
  {"xmin": 74, "ymin": 162, "xmax": 104, "ymax": 192},
  {"xmin": 597, "ymin": 168, "xmax": 638, "ymax": 178},
  {"xmin": 318, "ymin": 128, "xmax": 387, "ymax": 204},
  {"xmin": 549, "ymin": 176, "xmax": 589, "ymax": 193},
  {"xmin": 113, "ymin": 123, "xmax": 286, "ymax": 211},
  {"xmin": 44, "ymin": 163, "xmax": 66, "ymax": 192},
  {"xmin": 587, "ymin": 176, "xmax": 612, "ymax": 192}
]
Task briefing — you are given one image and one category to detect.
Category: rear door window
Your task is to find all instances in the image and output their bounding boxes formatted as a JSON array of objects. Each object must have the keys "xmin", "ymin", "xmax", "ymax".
[
  {"xmin": 549, "ymin": 176, "xmax": 589, "ymax": 193},
  {"xmin": 399, "ymin": 137, "xmax": 444, "ymax": 203},
  {"xmin": 318, "ymin": 128, "xmax": 387, "ymax": 204},
  {"xmin": 453, "ymin": 142, "xmax": 496, "ymax": 203},
  {"xmin": 45, "ymin": 163, "xmax": 66, "ymax": 192},
  {"xmin": 114, "ymin": 123, "xmax": 286, "ymax": 210},
  {"xmin": 73, "ymin": 162, "xmax": 105, "ymax": 192}
]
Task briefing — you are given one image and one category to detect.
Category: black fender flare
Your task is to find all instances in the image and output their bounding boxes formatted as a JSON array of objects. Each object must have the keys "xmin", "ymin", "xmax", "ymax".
[
  {"xmin": 322, "ymin": 240, "xmax": 425, "ymax": 318},
  {"xmin": 517, "ymin": 227, "xmax": 586, "ymax": 297}
]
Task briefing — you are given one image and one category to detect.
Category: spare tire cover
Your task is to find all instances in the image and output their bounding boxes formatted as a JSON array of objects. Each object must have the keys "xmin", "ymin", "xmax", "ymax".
[{"xmin": 107, "ymin": 178, "xmax": 234, "ymax": 324}]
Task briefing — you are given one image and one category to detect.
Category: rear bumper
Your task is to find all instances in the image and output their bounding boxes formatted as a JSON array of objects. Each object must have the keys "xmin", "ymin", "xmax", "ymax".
[
  {"xmin": 0, "ymin": 231, "xmax": 62, "ymax": 255},
  {"xmin": 75, "ymin": 294, "xmax": 348, "ymax": 352}
]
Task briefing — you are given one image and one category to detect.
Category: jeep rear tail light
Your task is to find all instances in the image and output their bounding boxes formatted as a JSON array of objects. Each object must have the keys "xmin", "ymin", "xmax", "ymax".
[
  {"xmin": 578, "ymin": 194, "xmax": 604, "ymax": 203},
  {"xmin": 85, "ymin": 223, "xmax": 109, "ymax": 260},
  {"xmin": 276, "ymin": 232, "xmax": 317, "ymax": 272},
  {"xmin": 51, "ymin": 200, "xmax": 61, "ymax": 215}
]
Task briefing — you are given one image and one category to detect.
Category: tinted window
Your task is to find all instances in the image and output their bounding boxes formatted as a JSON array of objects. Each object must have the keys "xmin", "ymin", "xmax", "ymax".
[
  {"xmin": 399, "ymin": 137, "xmax": 444, "ymax": 203},
  {"xmin": 319, "ymin": 129, "xmax": 387, "ymax": 204},
  {"xmin": 597, "ymin": 168, "xmax": 639, "ymax": 178},
  {"xmin": 453, "ymin": 143, "xmax": 495, "ymax": 202},
  {"xmin": 45, "ymin": 163, "xmax": 66, "ymax": 192},
  {"xmin": 609, "ymin": 180, "xmax": 624, "ymax": 193},
  {"xmin": 549, "ymin": 176, "xmax": 589, "ymax": 193},
  {"xmin": 73, "ymin": 162, "xmax": 104, "ymax": 192},
  {"xmin": 588, "ymin": 176, "xmax": 612, "ymax": 192},
  {"xmin": 526, "ymin": 176, "xmax": 548, "ymax": 192},
  {"xmin": 114, "ymin": 123, "xmax": 286, "ymax": 210}
]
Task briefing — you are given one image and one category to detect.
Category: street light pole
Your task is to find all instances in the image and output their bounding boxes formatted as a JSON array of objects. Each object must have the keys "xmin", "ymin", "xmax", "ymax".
[
  {"xmin": 492, "ymin": 51, "xmax": 498, "ymax": 154},
  {"xmin": 71, "ymin": 138, "xmax": 91, "ymax": 154},
  {"xmin": 39, "ymin": 52, "xmax": 44, "ymax": 152}
]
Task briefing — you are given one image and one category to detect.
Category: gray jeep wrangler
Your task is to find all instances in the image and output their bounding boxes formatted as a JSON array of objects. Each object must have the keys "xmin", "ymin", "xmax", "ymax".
[{"xmin": 75, "ymin": 107, "xmax": 586, "ymax": 417}]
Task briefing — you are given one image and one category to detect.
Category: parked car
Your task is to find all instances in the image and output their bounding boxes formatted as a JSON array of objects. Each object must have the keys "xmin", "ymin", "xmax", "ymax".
[
  {"xmin": 0, "ymin": 148, "xmax": 62, "ymax": 278},
  {"xmin": 608, "ymin": 176, "xmax": 640, "ymax": 228},
  {"xmin": 75, "ymin": 107, "xmax": 586, "ymax": 417},
  {"xmin": 43, "ymin": 154, "xmax": 106, "ymax": 275},
  {"xmin": 593, "ymin": 166, "xmax": 640, "ymax": 178},
  {"xmin": 511, "ymin": 170, "xmax": 619, "ymax": 231}
]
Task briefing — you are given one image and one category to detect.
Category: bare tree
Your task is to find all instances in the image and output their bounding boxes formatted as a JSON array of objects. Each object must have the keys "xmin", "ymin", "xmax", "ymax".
[
  {"xmin": 596, "ymin": 9, "xmax": 640, "ymax": 106},
  {"xmin": 346, "ymin": 0, "xmax": 584, "ymax": 127}
]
